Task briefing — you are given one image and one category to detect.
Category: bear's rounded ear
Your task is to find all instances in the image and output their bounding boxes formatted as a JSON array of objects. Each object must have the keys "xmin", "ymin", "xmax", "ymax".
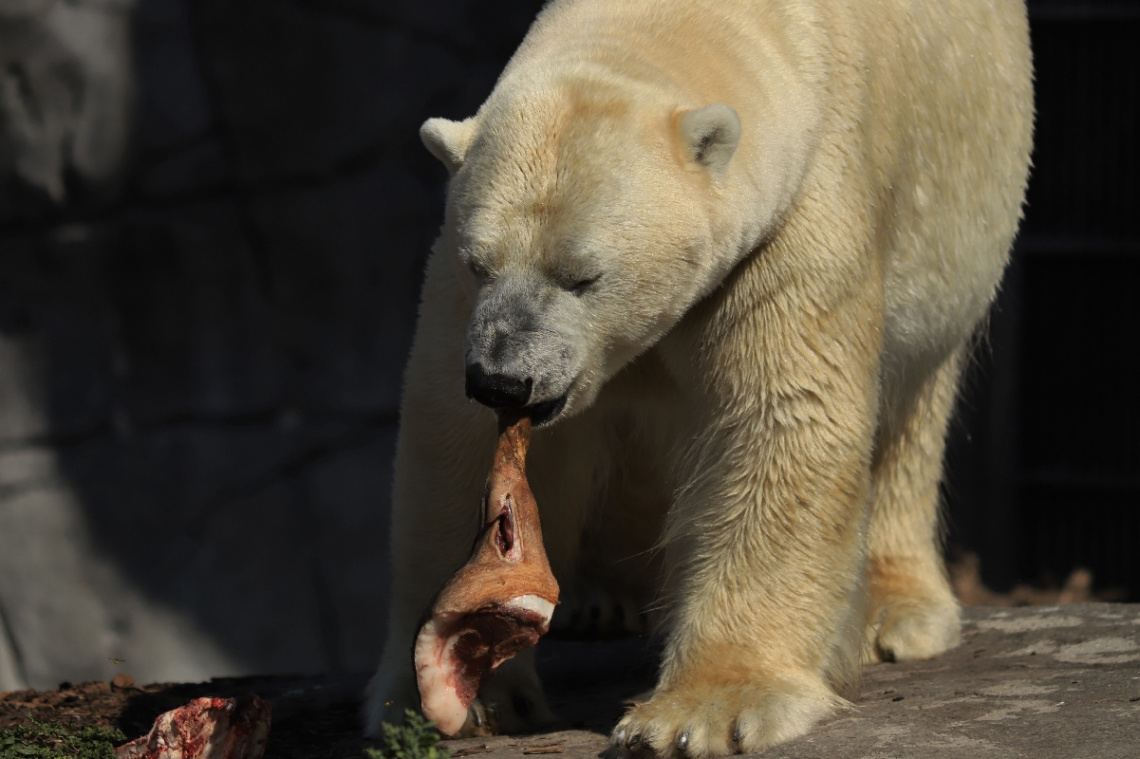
[
  {"xmin": 677, "ymin": 104, "xmax": 741, "ymax": 175},
  {"xmin": 420, "ymin": 117, "xmax": 478, "ymax": 175}
]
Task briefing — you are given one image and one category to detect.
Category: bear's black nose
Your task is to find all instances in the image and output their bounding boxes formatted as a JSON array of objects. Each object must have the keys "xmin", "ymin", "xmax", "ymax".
[{"xmin": 465, "ymin": 363, "xmax": 533, "ymax": 408}]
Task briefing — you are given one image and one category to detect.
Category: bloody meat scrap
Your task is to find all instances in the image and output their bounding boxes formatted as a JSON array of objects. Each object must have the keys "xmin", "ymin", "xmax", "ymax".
[{"xmin": 115, "ymin": 695, "xmax": 270, "ymax": 759}]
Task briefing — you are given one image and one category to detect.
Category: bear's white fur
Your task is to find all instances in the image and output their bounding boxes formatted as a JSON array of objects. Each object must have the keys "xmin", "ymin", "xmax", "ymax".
[{"xmin": 367, "ymin": 0, "xmax": 1033, "ymax": 755}]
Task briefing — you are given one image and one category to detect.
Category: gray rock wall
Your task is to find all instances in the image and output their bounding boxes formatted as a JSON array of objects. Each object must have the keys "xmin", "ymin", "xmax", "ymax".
[{"xmin": 0, "ymin": 0, "xmax": 543, "ymax": 691}]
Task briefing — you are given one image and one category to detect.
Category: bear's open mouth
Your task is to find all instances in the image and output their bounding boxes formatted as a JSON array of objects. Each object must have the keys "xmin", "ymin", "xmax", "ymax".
[{"xmin": 527, "ymin": 393, "xmax": 568, "ymax": 426}]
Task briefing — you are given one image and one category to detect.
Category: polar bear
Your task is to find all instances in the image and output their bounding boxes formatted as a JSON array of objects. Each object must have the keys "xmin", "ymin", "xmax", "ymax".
[{"xmin": 366, "ymin": 0, "xmax": 1033, "ymax": 755}]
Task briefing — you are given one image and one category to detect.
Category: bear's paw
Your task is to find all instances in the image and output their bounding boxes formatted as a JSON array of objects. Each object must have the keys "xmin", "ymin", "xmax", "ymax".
[
  {"xmin": 870, "ymin": 599, "xmax": 961, "ymax": 663},
  {"xmin": 610, "ymin": 671, "xmax": 844, "ymax": 758}
]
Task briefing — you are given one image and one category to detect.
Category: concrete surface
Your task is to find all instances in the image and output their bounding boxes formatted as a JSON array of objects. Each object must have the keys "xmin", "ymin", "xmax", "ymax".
[
  {"xmin": 4, "ymin": 603, "xmax": 1134, "ymax": 759},
  {"xmin": 444, "ymin": 604, "xmax": 1140, "ymax": 759}
]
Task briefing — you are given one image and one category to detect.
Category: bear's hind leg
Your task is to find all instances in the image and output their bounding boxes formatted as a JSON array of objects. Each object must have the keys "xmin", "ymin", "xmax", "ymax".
[
  {"xmin": 865, "ymin": 348, "xmax": 965, "ymax": 663},
  {"xmin": 364, "ymin": 388, "xmax": 501, "ymax": 737},
  {"xmin": 552, "ymin": 418, "xmax": 670, "ymax": 638}
]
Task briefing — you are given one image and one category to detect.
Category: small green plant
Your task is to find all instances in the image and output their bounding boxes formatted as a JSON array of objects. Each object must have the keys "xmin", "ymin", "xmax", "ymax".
[
  {"xmin": 0, "ymin": 716, "xmax": 126, "ymax": 759},
  {"xmin": 364, "ymin": 710, "xmax": 452, "ymax": 759}
]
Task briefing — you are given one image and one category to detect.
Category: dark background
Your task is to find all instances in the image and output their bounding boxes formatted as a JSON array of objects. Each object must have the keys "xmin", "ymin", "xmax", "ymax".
[
  {"xmin": 944, "ymin": 0, "xmax": 1140, "ymax": 599},
  {"xmin": 0, "ymin": 0, "xmax": 1136, "ymax": 690}
]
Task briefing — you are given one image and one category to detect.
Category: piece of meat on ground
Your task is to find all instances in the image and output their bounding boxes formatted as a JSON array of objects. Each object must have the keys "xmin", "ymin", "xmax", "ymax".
[{"xmin": 115, "ymin": 695, "xmax": 271, "ymax": 759}]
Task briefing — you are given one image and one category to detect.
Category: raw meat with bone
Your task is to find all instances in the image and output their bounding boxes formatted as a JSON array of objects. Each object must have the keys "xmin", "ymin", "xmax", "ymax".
[
  {"xmin": 115, "ymin": 696, "xmax": 270, "ymax": 759},
  {"xmin": 414, "ymin": 411, "xmax": 560, "ymax": 736}
]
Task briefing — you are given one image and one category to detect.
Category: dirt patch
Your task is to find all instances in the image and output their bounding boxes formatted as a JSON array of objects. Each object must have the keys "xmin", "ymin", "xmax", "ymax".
[
  {"xmin": 1, "ymin": 673, "xmax": 374, "ymax": 759},
  {"xmin": 0, "ymin": 638, "xmax": 656, "ymax": 759}
]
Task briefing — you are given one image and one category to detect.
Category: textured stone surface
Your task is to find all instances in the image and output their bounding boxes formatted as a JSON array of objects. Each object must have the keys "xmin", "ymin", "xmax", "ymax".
[
  {"xmin": 444, "ymin": 604, "xmax": 1140, "ymax": 759},
  {"xmin": 0, "ymin": 421, "xmax": 395, "ymax": 690},
  {"xmin": 0, "ymin": 0, "xmax": 134, "ymax": 220},
  {"xmin": 0, "ymin": 0, "xmax": 538, "ymax": 692},
  {"xmin": 247, "ymin": 171, "xmax": 424, "ymax": 414},
  {"xmin": 2, "ymin": 605, "xmax": 1135, "ymax": 757}
]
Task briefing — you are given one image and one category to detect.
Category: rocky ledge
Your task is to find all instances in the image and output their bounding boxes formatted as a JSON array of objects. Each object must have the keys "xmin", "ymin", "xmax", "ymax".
[{"xmin": 1, "ymin": 604, "xmax": 1137, "ymax": 759}]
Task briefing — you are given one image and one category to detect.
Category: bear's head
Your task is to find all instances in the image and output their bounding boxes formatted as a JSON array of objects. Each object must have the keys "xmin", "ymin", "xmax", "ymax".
[{"xmin": 422, "ymin": 79, "xmax": 744, "ymax": 425}]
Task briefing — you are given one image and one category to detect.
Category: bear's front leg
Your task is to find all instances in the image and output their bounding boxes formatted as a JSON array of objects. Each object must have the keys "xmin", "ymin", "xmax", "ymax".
[
  {"xmin": 615, "ymin": 271, "xmax": 883, "ymax": 757},
  {"xmin": 364, "ymin": 341, "xmax": 499, "ymax": 736}
]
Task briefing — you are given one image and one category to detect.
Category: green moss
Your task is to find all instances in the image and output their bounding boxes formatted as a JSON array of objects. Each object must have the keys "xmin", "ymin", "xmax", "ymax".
[
  {"xmin": 0, "ymin": 717, "xmax": 126, "ymax": 759},
  {"xmin": 365, "ymin": 710, "xmax": 452, "ymax": 759}
]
